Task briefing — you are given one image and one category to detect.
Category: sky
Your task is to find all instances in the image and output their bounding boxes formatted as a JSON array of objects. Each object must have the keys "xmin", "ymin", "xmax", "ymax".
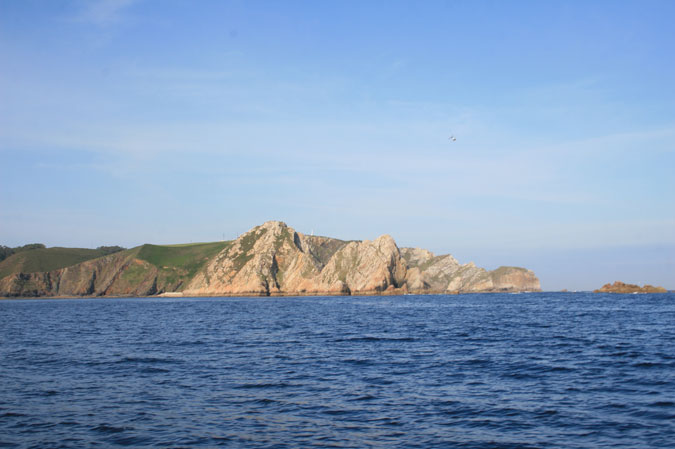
[{"xmin": 1, "ymin": 0, "xmax": 674, "ymax": 290}]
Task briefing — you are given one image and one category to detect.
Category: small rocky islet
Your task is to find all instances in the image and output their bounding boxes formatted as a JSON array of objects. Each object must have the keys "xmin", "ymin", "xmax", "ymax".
[
  {"xmin": 0, "ymin": 221, "xmax": 540, "ymax": 298},
  {"xmin": 594, "ymin": 281, "xmax": 668, "ymax": 294}
]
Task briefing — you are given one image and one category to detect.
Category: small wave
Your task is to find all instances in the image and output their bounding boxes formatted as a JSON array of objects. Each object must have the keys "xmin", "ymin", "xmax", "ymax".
[
  {"xmin": 342, "ymin": 358, "xmax": 374, "ymax": 366},
  {"xmin": 442, "ymin": 407, "xmax": 478, "ymax": 418},
  {"xmin": 58, "ymin": 421, "xmax": 79, "ymax": 426},
  {"xmin": 108, "ymin": 435, "xmax": 153, "ymax": 446},
  {"xmin": 139, "ymin": 367, "xmax": 170, "ymax": 374},
  {"xmin": 462, "ymin": 358, "xmax": 491, "ymax": 366},
  {"xmin": 235, "ymin": 382, "xmax": 293, "ymax": 389},
  {"xmin": 630, "ymin": 409, "xmax": 675, "ymax": 420},
  {"xmin": 546, "ymin": 366, "xmax": 574, "ymax": 372},
  {"xmin": 368, "ymin": 417, "xmax": 403, "ymax": 426},
  {"xmin": 249, "ymin": 398, "xmax": 279, "ymax": 405},
  {"xmin": 351, "ymin": 394, "xmax": 377, "ymax": 401},
  {"xmin": 323, "ymin": 409, "xmax": 352, "ymax": 416},
  {"xmin": 84, "ymin": 356, "xmax": 180, "ymax": 367},
  {"xmin": 176, "ymin": 340, "xmax": 206, "ymax": 346},
  {"xmin": 432, "ymin": 399, "xmax": 459, "ymax": 407},
  {"xmin": 333, "ymin": 336, "xmax": 417, "ymax": 342},
  {"xmin": 650, "ymin": 401, "xmax": 675, "ymax": 407},
  {"xmin": 118, "ymin": 356, "xmax": 179, "ymax": 364},
  {"xmin": 602, "ymin": 403, "xmax": 628, "ymax": 410},
  {"xmin": 631, "ymin": 361, "xmax": 670, "ymax": 368},
  {"xmin": 502, "ymin": 372, "xmax": 538, "ymax": 380},
  {"xmin": 362, "ymin": 376, "xmax": 394, "ymax": 385},
  {"xmin": 608, "ymin": 351, "xmax": 641, "ymax": 358},
  {"xmin": 92, "ymin": 424, "xmax": 128, "ymax": 434},
  {"xmin": 382, "ymin": 431, "xmax": 406, "ymax": 437},
  {"xmin": 631, "ymin": 378, "xmax": 671, "ymax": 387}
]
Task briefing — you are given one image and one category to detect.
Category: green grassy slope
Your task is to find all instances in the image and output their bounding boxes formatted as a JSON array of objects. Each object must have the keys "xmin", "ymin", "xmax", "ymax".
[
  {"xmin": 0, "ymin": 247, "xmax": 112, "ymax": 279},
  {"xmin": 0, "ymin": 241, "xmax": 233, "ymax": 296},
  {"xmin": 304, "ymin": 235, "xmax": 351, "ymax": 267},
  {"xmin": 135, "ymin": 241, "xmax": 232, "ymax": 289}
]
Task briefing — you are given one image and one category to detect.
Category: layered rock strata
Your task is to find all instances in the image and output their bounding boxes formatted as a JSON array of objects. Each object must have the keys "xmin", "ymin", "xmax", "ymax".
[{"xmin": 0, "ymin": 221, "xmax": 541, "ymax": 297}]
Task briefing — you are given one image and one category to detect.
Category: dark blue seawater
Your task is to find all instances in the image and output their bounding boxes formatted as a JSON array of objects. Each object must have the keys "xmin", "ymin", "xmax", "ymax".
[{"xmin": 1, "ymin": 293, "xmax": 674, "ymax": 448}]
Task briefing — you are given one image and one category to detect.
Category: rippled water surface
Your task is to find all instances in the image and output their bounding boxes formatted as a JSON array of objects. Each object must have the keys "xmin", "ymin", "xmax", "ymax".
[{"xmin": 1, "ymin": 293, "xmax": 674, "ymax": 448}]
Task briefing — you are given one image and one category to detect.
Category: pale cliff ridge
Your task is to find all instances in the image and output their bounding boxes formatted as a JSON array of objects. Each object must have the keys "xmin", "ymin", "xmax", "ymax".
[
  {"xmin": 0, "ymin": 221, "xmax": 541, "ymax": 297},
  {"xmin": 316, "ymin": 234, "xmax": 407, "ymax": 294},
  {"xmin": 183, "ymin": 221, "xmax": 407, "ymax": 295},
  {"xmin": 185, "ymin": 221, "xmax": 331, "ymax": 295},
  {"xmin": 400, "ymin": 248, "xmax": 540, "ymax": 293}
]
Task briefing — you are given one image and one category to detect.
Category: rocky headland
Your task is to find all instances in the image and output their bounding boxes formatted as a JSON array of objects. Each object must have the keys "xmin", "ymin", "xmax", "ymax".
[
  {"xmin": 0, "ymin": 221, "xmax": 541, "ymax": 298},
  {"xmin": 594, "ymin": 281, "xmax": 667, "ymax": 294}
]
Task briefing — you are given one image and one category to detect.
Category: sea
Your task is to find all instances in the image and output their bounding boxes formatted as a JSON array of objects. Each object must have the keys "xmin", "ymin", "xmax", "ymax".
[{"xmin": 1, "ymin": 292, "xmax": 674, "ymax": 448}]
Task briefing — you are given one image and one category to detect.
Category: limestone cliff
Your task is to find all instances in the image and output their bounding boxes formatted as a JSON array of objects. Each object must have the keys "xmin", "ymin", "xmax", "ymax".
[
  {"xmin": 401, "ymin": 248, "xmax": 540, "ymax": 293},
  {"xmin": 184, "ymin": 221, "xmax": 406, "ymax": 295},
  {"xmin": 185, "ymin": 221, "xmax": 326, "ymax": 295},
  {"xmin": 0, "ymin": 221, "xmax": 541, "ymax": 297}
]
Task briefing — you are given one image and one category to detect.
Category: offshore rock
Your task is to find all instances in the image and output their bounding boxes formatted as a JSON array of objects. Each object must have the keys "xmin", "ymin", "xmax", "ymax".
[{"xmin": 594, "ymin": 281, "xmax": 667, "ymax": 294}]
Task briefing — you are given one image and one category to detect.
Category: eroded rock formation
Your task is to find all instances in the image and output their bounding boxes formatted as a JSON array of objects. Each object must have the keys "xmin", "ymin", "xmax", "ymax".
[{"xmin": 0, "ymin": 221, "xmax": 541, "ymax": 297}]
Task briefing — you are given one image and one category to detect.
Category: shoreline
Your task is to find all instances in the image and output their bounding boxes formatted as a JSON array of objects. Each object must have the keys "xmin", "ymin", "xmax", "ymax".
[
  {"xmin": 2, "ymin": 290, "xmax": 671, "ymax": 301},
  {"xmin": 0, "ymin": 289, "xmax": 547, "ymax": 300}
]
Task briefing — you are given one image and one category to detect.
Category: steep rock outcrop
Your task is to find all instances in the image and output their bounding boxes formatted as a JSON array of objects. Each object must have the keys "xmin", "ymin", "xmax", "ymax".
[
  {"xmin": 402, "ymin": 248, "xmax": 462, "ymax": 290},
  {"xmin": 184, "ymin": 222, "xmax": 406, "ymax": 295},
  {"xmin": 401, "ymin": 247, "xmax": 540, "ymax": 293},
  {"xmin": 0, "ymin": 221, "xmax": 541, "ymax": 297},
  {"xmin": 488, "ymin": 266, "xmax": 541, "ymax": 292},
  {"xmin": 186, "ymin": 221, "xmax": 325, "ymax": 295},
  {"xmin": 317, "ymin": 235, "xmax": 407, "ymax": 293}
]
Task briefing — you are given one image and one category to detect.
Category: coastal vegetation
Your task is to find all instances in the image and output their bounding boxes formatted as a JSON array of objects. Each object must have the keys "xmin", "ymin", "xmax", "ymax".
[
  {"xmin": 0, "ymin": 243, "xmax": 46, "ymax": 262},
  {"xmin": 0, "ymin": 221, "xmax": 541, "ymax": 298},
  {"xmin": 0, "ymin": 245, "xmax": 124, "ymax": 279},
  {"xmin": 137, "ymin": 241, "xmax": 231, "ymax": 279}
]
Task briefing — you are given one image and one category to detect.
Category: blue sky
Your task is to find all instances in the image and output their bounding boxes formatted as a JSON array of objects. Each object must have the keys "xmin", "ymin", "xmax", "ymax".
[{"xmin": 1, "ymin": 0, "xmax": 673, "ymax": 290}]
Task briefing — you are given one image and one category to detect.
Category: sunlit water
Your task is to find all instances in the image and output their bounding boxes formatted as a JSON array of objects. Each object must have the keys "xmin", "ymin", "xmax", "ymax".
[{"xmin": 1, "ymin": 293, "xmax": 674, "ymax": 448}]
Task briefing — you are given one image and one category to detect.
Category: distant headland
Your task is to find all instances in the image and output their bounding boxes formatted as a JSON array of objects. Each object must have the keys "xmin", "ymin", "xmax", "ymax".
[{"xmin": 0, "ymin": 221, "xmax": 540, "ymax": 298}]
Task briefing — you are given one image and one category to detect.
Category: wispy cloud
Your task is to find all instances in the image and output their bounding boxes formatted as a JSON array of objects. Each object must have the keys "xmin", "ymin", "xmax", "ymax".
[{"xmin": 71, "ymin": 0, "xmax": 139, "ymax": 26}]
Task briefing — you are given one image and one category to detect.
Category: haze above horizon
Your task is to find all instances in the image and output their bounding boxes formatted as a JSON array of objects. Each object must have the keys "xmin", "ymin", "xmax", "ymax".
[{"xmin": 1, "ymin": 0, "xmax": 673, "ymax": 291}]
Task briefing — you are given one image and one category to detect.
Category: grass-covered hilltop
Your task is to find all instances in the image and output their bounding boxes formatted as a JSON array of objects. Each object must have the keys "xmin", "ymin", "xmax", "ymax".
[
  {"xmin": 0, "ymin": 221, "xmax": 540, "ymax": 298},
  {"xmin": 0, "ymin": 244, "xmax": 125, "ymax": 280}
]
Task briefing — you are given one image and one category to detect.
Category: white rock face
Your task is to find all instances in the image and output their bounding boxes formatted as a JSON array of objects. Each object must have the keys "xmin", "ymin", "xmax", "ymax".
[
  {"xmin": 183, "ymin": 221, "xmax": 540, "ymax": 295},
  {"xmin": 185, "ymin": 222, "xmax": 407, "ymax": 295},
  {"xmin": 186, "ymin": 221, "xmax": 319, "ymax": 295},
  {"xmin": 0, "ymin": 221, "xmax": 541, "ymax": 298},
  {"xmin": 317, "ymin": 235, "xmax": 407, "ymax": 293}
]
